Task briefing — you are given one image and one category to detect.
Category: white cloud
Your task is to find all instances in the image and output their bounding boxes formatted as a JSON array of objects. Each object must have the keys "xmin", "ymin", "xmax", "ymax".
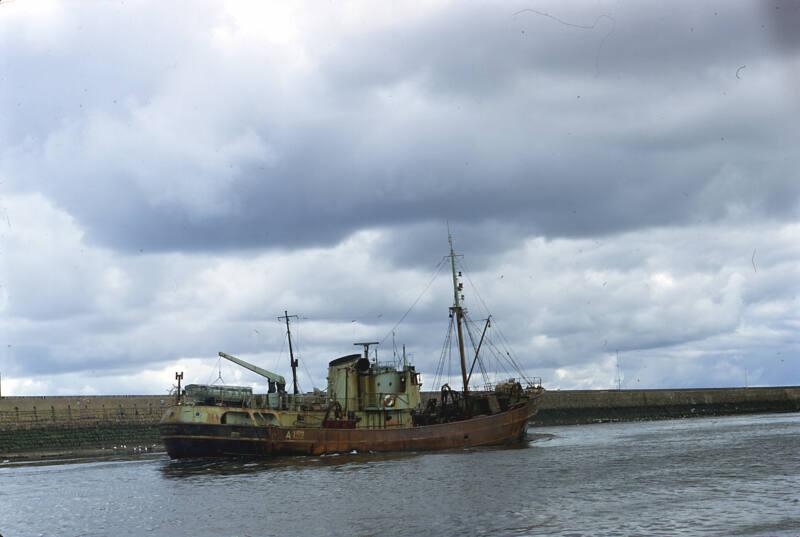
[{"xmin": 1, "ymin": 191, "xmax": 796, "ymax": 394}]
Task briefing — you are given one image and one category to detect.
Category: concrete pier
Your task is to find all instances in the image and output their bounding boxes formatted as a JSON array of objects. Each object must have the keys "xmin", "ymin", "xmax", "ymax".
[
  {"xmin": 0, "ymin": 395, "xmax": 168, "ymax": 457},
  {"xmin": 532, "ymin": 386, "xmax": 800, "ymax": 426}
]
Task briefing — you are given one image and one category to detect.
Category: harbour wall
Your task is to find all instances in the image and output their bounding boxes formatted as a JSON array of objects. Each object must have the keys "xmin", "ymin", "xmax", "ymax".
[
  {"xmin": 530, "ymin": 386, "xmax": 800, "ymax": 426},
  {"xmin": 1, "ymin": 387, "xmax": 799, "ymax": 456},
  {"xmin": 0, "ymin": 395, "xmax": 168, "ymax": 457}
]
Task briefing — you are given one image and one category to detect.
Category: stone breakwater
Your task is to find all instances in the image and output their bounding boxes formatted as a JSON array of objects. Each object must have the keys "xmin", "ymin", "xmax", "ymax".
[
  {"xmin": 1, "ymin": 388, "xmax": 799, "ymax": 457},
  {"xmin": 0, "ymin": 395, "xmax": 169, "ymax": 457},
  {"xmin": 530, "ymin": 386, "xmax": 800, "ymax": 425}
]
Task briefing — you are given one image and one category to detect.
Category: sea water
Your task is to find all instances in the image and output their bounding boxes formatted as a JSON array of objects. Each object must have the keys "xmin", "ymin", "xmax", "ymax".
[{"xmin": 1, "ymin": 413, "xmax": 798, "ymax": 536}]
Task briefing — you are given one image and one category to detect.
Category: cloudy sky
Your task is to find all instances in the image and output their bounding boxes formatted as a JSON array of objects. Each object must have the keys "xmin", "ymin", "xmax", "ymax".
[{"xmin": 1, "ymin": 0, "xmax": 797, "ymax": 396}]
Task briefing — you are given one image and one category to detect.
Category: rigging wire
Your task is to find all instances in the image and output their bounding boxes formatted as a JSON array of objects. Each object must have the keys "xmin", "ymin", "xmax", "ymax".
[
  {"xmin": 205, "ymin": 355, "xmax": 225, "ymax": 386},
  {"xmin": 447, "ymin": 328, "xmax": 453, "ymax": 390},
  {"xmin": 458, "ymin": 258, "xmax": 534, "ymax": 385},
  {"xmin": 466, "ymin": 317, "xmax": 492, "ymax": 387},
  {"xmin": 485, "ymin": 335, "xmax": 514, "ymax": 381},
  {"xmin": 300, "ymin": 359, "xmax": 316, "ymax": 392},
  {"xmin": 462, "ymin": 316, "xmax": 481, "ymax": 388},
  {"xmin": 457, "ymin": 258, "xmax": 493, "ymax": 319},
  {"xmin": 292, "ymin": 317, "xmax": 302, "ymax": 393},
  {"xmin": 292, "ymin": 317, "xmax": 318, "ymax": 392},
  {"xmin": 379, "ymin": 257, "xmax": 447, "ymax": 345},
  {"xmin": 491, "ymin": 319, "xmax": 531, "ymax": 381},
  {"xmin": 432, "ymin": 315, "xmax": 454, "ymax": 392},
  {"xmin": 463, "ymin": 316, "xmax": 494, "ymax": 388},
  {"xmin": 392, "ymin": 331, "xmax": 398, "ymax": 367},
  {"xmin": 275, "ymin": 319, "xmax": 288, "ymax": 374},
  {"xmin": 203, "ymin": 360, "xmax": 215, "ymax": 386},
  {"xmin": 276, "ymin": 315, "xmax": 305, "ymax": 393},
  {"xmin": 433, "ymin": 320, "xmax": 450, "ymax": 391}
]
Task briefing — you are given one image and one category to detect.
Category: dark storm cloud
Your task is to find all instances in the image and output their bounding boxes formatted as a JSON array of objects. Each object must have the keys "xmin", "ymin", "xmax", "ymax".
[
  {"xmin": 2, "ymin": 0, "xmax": 798, "ymax": 258},
  {"xmin": 762, "ymin": 0, "xmax": 800, "ymax": 53}
]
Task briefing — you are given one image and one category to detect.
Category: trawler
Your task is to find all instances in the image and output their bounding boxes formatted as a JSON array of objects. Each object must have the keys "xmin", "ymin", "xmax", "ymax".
[{"xmin": 160, "ymin": 236, "xmax": 544, "ymax": 458}]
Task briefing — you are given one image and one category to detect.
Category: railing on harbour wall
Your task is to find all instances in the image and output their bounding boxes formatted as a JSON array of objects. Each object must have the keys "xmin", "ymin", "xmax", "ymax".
[
  {"xmin": 0, "ymin": 395, "xmax": 170, "ymax": 430},
  {"xmin": 0, "ymin": 406, "xmax": 164, "ymax": 429}
]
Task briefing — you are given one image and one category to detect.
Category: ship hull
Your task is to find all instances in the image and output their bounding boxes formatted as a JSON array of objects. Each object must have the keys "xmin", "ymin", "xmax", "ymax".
[{"xmin": 161, "ymin": 398, "xmax": 538, "ymax": 459}]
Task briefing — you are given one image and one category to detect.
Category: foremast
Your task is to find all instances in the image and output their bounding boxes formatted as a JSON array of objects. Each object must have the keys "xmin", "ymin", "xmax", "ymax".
[
  {"xmin": 448, "ymin": 232, "xmax": 469, "ymax": 396},
  {"xmin": 278, "ymin": 310, "xmax": 300, "ymax": 395}
]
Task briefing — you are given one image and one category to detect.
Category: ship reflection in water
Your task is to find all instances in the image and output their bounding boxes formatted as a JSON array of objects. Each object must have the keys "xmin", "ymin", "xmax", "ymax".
[
  {"xmin": 2, "ymin": 414, "xmax": 799, "ymax": 537},
  {"xmin": 159, "ymin": 432, "xmax": 554, "ymax": 479},
  {"xmin": 159, "ymin": 448, "xmax": 425, "ymax": 478}
]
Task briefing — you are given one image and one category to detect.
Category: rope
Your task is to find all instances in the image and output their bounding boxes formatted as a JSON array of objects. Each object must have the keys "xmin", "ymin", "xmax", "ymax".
[
  {"xmin": 379, "ymin": 257, "xmax": 447, "ymax": 345},
  {"xmin": 458, "ymin": 258, "xmax": 534, "ymax": 385},
  {"xmin": 432, "ymin": 315, "xmax": 454, "ymax": 392}
]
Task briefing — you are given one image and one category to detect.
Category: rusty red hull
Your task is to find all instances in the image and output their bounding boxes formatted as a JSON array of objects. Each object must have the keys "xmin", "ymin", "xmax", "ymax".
[{"xmin": 161, "ymin": 398, "xmax": 539, "ymax": 459}]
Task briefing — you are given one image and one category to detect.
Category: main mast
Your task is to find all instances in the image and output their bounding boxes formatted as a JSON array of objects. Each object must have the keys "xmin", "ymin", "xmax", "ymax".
[{"xmin": 448, "ymin": 232, "xmax": 469, "ymax": 396}]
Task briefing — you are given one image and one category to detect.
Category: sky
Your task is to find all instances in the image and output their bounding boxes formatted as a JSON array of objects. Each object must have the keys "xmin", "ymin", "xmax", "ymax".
[{"xmin": 0, "ymin": 0, "xmax": 798, "ymax": 396}]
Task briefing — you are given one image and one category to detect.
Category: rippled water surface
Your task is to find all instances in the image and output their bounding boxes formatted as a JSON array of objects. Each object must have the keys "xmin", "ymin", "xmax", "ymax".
[{"xmin": 1, "ymin": 413, "xmax": 799, "ymax": 536}]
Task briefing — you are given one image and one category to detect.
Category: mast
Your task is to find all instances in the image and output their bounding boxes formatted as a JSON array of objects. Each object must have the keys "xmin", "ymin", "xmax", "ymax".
[
  {"xmin": 448, "ymin": 231, "xmax": 469, "ymax": 396},
  {"xmin": 278, "ymin": 310, "xmax": 300, "ymax": 395}
]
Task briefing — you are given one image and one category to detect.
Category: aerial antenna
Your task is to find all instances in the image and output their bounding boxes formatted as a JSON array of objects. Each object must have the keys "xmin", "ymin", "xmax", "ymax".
[
  {"xmin": 615, "ymin": 350, "xmax": 622, "ymax": 391},
  {"xmin": 174, "ymin": 372, "xmax": 184, "ymax": 404}
]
